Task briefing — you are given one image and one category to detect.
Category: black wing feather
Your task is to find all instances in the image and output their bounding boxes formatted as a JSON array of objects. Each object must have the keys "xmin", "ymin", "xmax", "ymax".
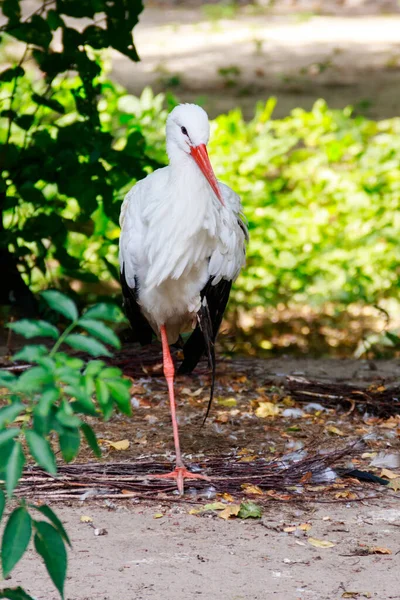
[
  {"xmin": 178, "ymin": 278, "xmax": 232, "ymax": 422},
  {"xmin": 120, "ymin": 265, "xmax": 154, "ymax": 346},
  {"xmin": 178, "ymin": 278, "xmax": 232, "ymax": 375}
]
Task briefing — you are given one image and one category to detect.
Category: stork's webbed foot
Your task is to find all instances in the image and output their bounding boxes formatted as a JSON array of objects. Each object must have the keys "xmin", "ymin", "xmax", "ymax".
[{"xmin": 148, "ymin": 465, "xmax": 210, "ymax": 495}]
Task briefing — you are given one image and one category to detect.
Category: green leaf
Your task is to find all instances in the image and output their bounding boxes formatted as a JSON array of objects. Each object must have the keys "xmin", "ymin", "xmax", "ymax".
[
  {"xmin": 83, "ymin": 303, "xmax": 123, "ymax": 321},
  {"xmin": 5, "ymin": 441, "xmax": 25, "ymax": 497},
  {"xmin": 95, "ymin": 378, "xmax": 110, "ymax": 410},
  {"xmin": 14, "ymin": 114, "xmax": 35, "ymax": 131},
  {"xmin": 47, "ymin": 9, "xmax": 64, "ymax": 31},
  {"xmin": 34, "ymin": 521, "xmax": 67, "ymax": 599},
  {"xmin": 15, "ymin": 366, "xmax": 53, "ymax": 393},
  {"xmin": 0, "ymin": 490, "xmax": 5, "ymax": 522},
  {"xmin": 55, "ymin": 354, "xmax": 85, "ymax": 370},
  {"xmin": 98, "ymin": 367, "xmax": 123, "ymax": 379},
  {"xmin": 2, "ymin": 0, "xmax": 21, "ymax": 24},
  {"xmin": 36, "ymin": 389, "xmax": 60, "ymax": 418},
  {"xmin": 59, "ymin": 428, "xmax": 80, "ymax": 462},
  {"xmin": 0, "ymin": 586, "xmax": 36, "ymax": 599},
  {"xmin": 25, "ymin": 430, "xmax": 57, "ymax": 474},
  {"xmin": 0, "ymin": 403, "xmax": 24, "ymax": 429},
  {"xmin": 8, "ymin": 320, "xmax": 59, "ymax": 340},
  {"xmin": 64, "ymin": 334, "xmax": 112, "ymax": 357},
  {"xmin": 0, "ymin": 66, "xmax": 24, "ymax": 82},
  {"xmin": 40, "ymin": 291, "xmax": 78, "ymax": 321},
  {"xmin": 32, "ymin": 505, "xmax": 71, "ymax": 547},
  {"xmin": 12, "ymin": 16, "xmax": 52, "ymax": 48},
  {"xmin": 64, "ymin": 386, "xmax": 97, "ymax": 416},
  {"xmin": 84, "ymin": 360, "xmax": 104, "ymax": 377},
  {"xmin": 78, "ymin": 319, "xmax": 120, "ymax": 349},
  {"xmin": 56, "ymin": 404, "xmax": 81, "ymax": 429},
  {"xmin": 81, "ymin": 423, "xmax": 101, "ymax": 458},
  {"xmin": 32, "ymin": 93, "xmax": 65, "ymax": 114},
  {"xmin": 1, "ymin": 507, "xmax": 32, "ymax": 577},
  {"xmin": 0, "ymin": 371, "xmax": 17, "ymax": 389},
  {"xmin": 238, "ymin": 501, "xmax": 262, "ymax": 519},
  {"xmin": 106, "ymin": 379, "xmax": 131, "ymax": 415},
  {"xmin": 13, "ymin": 345, "xmax": 48, "ymax": 363},
  {"xmin": 0, "ymin": 429, "xmax": 20, "ymax": 447}
]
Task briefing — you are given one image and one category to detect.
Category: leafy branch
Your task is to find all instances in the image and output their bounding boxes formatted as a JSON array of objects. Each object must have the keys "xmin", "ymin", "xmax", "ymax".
[{"xmin": 0, "ymin": 291, "xmax": 132, "ymax": 599}]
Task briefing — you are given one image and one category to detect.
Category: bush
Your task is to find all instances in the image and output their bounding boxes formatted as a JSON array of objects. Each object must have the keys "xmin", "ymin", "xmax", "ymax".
[
  {"xmin": 0, "ymin": 291, "xmax": 131, "ymax": 599},
  {"xmin": 2, "ymin": 18, "xmax": 400, "ymax": 322}
]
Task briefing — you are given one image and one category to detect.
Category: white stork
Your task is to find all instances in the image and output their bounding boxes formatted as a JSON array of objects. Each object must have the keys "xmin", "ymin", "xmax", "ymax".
[{"xmin": 119, "ymin": 103, "xmax": 248, "ymax": 494}]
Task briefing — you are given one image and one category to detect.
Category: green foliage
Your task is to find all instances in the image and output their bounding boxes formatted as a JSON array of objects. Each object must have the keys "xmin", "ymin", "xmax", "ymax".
[
  {"xmin": 0, "ymin": 0, "xmax": 147, "ymax": 301},
  {"xmin": 0, "ymin": 291, "xmax": 131, "ymax": 598},
  {"xmin": 208, "ymin": 98, "xmax": 400, "ymax": 310},
  {"xmin": 1, "ymin": 507, "xmax": 32, "ymax": 577},
  {"xmin": 4, "ymin": 43, "xmax": 400, "ymax": 320}
]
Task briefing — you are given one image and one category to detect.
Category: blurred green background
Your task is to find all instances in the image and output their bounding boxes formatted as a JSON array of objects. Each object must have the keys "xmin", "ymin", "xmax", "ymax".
[{"xmin": 1, "ymin": 0, "xmax": 400, "ymax": 358}]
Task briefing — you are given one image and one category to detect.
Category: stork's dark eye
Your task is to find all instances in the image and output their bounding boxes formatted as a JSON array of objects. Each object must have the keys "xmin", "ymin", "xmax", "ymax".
[{"xmin": 181, "ymin": 126, "xmax": 188, "ymax": 136}]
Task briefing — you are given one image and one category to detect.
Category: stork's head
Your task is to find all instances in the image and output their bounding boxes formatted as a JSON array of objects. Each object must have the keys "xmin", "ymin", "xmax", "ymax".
[{"xmin": 166, "ymin": 103, "xmax": 224, "ymax": 205}]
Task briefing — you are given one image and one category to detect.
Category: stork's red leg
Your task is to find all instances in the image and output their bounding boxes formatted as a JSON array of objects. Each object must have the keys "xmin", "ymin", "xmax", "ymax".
[{"xmin": 149, "ymin": 324, "xmax": 209, "ymax": 495}]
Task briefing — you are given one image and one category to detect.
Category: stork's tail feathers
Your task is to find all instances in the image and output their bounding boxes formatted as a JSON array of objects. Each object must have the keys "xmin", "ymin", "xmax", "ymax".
[
  {"xmin": 178, "ymin": 299, "xmax": 216, "ymax": 425},
  {"xmin": 198, "ymin": 299, "xmax": 216, "ymax": 426}
]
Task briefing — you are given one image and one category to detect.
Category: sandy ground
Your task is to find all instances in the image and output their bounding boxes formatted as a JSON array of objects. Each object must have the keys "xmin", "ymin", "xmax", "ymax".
[
  {"xmin": 9, "ymin": 502, "xmax": 400, "ymax": 600},
  {"xmin": 4, "ymin": 356, "xmax": 400, "ymax": 600},
  {"xmin": 111, "ymin": 7, "xmax": 400, "ymax": 120}
]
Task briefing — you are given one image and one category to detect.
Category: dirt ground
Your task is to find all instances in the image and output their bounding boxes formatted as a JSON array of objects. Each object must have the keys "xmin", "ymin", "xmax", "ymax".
[
  {"xmin": 112, "ymin": 6, "xmax": 400, "ymax": 120},
  {"xmin": 5, "ymin": 355, "xmax": 400, "ymax": 600},
  {"xmin": 10, "ymin": 502, "xmax": 400, "ymax": 600}
]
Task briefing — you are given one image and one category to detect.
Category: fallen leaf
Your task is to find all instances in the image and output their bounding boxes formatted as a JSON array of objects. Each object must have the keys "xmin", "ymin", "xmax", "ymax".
[
  {"xmin": 80, "ymin": 515, "xmax": 93, "ymax": 523},
  {"xmin": 192, "ymin": 388, "xmax": 203, "ymax": 397},
  {"xmin": 238, "ymin": 501, "xmax": 262, "ymax": 519},
  {"xmin": 218, "ymin": 492, "xmax": 235, "ymax": 502},
  {"xmin": 188, "ymin": 508, "xmax": 202, "ymax": 515},
  {"xmin": 181, "ymin": 387, "xmax": 203, "ymax": 397},
  {"xmin": 380, "ymin": 468, "xmax": 399, "ymax": 480},
  {"xmin": 218, "ymin": 505, "xmax": 241, "ymax": 520},
  {"xmin": 238, "ymin": 456, "xmax": 257, "ymax": 462},
  {"xmin": 368, "ymin": 546, "xmax": 392, "ymax": 555},
  {"xmin": 217, "ymin": 397, "xmax": 237, "ymax": 407},
  {"xmin": 388, "ymin": 478, "xmax": 400, "ymax": 491},
  {"xmin": 362, "ymin": 452, "xmax": 377, "ymax": 459},
  {"xmin": 237, "ymin": 447, "xmax": 255, "ymax": 455},
  {"xmin": 100, "ymin": 439, "xmax": 130, "ymax": 451},
  {"xmin": 308, "ymin": 537, "xmax": 335, "ymax": 548},
  {"xmin": 342, "ymin": 593, "xmax": 371, "ymax": 599},
  {"xmin": 203, "ymin": 502, "xmax": 226, "ymax": 511},
  {"xmin": 380, "ymin": 417, "xmax": 399, "ymax": 429},
  {"xmin": 255, "ymin": 402, "xmax": 280, "ymax": 418},
  {"xmin": 284, "ymin": 523, "xmax": 311, "ymax": 533},
  {"xmin": 241, "ymin": 484, "xmax": 264, "ymax": 495},
  {"xmin": 326, "ymin": 425, "xmax": 345, "ymax": 436},
  {"xmin": 335, "ymin": 491, "xmax": 357, "ymax": 500},
  {"xmin": 299, "ymin": 523, "xmax": 312, "ymax": 531},
  {"xmin": 153, "ymin": 513, "xmax": 164, "ymax": 519},
  {"xmin": 215, "ymin": 411, "xmax": 229, "ymax": 423},
  {"xmin": 300, "ymin": 472, "xmax": 312, "ymax": 484},
  {"xmin": 130, "ymin": 384, "xmax": 146, "ymax": 394}
]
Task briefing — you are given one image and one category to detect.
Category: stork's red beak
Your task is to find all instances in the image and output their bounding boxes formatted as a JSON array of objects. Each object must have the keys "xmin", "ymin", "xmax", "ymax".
[{"xmin": 190, "ymin": 144, "xmax": 225, "ymax": 206}]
